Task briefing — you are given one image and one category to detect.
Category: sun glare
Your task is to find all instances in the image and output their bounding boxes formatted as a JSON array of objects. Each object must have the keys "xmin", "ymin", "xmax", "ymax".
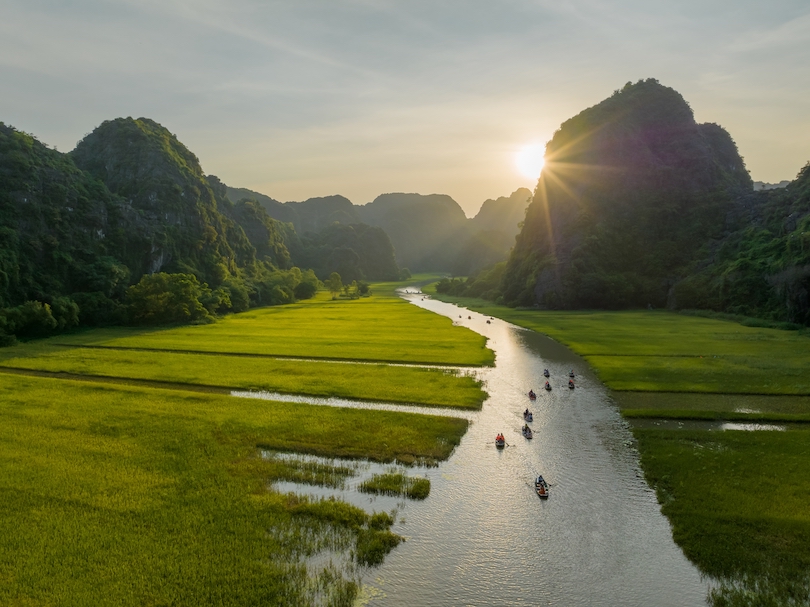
[{"xmin": 515, "ymin": 143, "xmax": 546, "ymax": 180}]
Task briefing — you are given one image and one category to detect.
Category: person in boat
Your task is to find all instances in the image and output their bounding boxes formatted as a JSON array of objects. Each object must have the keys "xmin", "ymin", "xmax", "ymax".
[{"xmin": 524, "ymin": 408, "xmax": 529, "ymax": 416}]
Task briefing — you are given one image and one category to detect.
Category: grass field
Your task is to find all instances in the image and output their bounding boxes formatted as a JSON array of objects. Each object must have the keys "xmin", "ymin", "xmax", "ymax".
[
  {"xmin": 425, "ymin": 285, "xmax": 810, "ymax": 604},
  {"xmin": 636, "ymin": 427, "xmax": 810, "ymax": 605},
  {"xmin": 0, "ymin": 281, "xmax": 491, "ymax": 605},
  {"xmin": 0, "ymin": 344, "xmax": 486, "ymax": 409},
  {"xmin": 48, "ymin": 290, "xmax": 493, "ymax": 366},
  {"xmin": 0, "ymin": 374, "xmax": 468, "ymax": 605}
]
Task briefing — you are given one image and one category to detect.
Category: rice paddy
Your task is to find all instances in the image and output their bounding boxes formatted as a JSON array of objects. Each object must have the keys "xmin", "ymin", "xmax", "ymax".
[
  {"xmin": 47, "ymin": 290, "xmax": 493, "ymax": 366},
  {"xmin": 0, "ymin": 373, "xmax": 467, "ymax": 605},
  {"xmin": 0, "ymin": 283, "xmax": 492, "ymax": 605}
]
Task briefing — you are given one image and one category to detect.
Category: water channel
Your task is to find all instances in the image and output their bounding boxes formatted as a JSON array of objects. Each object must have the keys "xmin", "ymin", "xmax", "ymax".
[{"xmin": 351, "ymin": 290, "xmax": 710, "ymax": 606}]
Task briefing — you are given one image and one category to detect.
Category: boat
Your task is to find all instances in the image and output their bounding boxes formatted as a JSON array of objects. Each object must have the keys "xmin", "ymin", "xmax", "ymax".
[
  {"xmin": 535, "ymin": 475, "xmax": 549, "ymax": 499},
  {"xmin": 544, "ymin": 381, "xmax": 552, "ymax": 391},
  {"xmin": 522, "ymin": 425, "xmax": 533, "ymax": 439},
  {"xmin": 568, "ymin": 379, "xmax": 575, "ymax": 389},
  {"xmin": 486, "ymin": 319, "xmax": 491, "ymax": 324},
  {"xmin": 495, "ymin": 434, "xmax": 505, "ymax": 449},
  {"xmin": 524, "ymin": 409, "xmax": 533, "ymax": 422},
  {"xmin": 528, "ymin": 390, "xmax": 536, "ymax": 400},
  {"xmin": 543, "ymin": 369, "xmax": 550, "ymax": 377},
  {"xmin": 569, "ymin": 370, "xmax": 575, "ymax": 378}
]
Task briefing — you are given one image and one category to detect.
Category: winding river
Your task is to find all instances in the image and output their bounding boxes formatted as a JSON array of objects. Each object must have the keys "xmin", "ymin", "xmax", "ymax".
[{"xmin": 355, "ymin": 291, "xmax": 710, "ymax": 606}]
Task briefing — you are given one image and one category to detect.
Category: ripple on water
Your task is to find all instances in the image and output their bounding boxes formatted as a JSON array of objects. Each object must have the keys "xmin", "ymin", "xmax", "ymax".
[{"xmin": 352, "ymin": 291, "xmax": 713, "ymax": 606}]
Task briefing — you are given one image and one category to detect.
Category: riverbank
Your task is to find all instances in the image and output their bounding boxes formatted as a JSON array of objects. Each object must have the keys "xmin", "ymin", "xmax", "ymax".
[{"xmin": 423, "ymin": 285, "xmax": 810, "ymax": 605}]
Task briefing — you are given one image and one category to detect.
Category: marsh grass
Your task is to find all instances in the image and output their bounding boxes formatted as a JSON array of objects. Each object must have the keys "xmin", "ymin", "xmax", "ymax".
[
  {"xmin": 0, "ymin": 344, "xmax": 486, "ymax": 409},
  {"xmin": 258, "ymin": 456, "xmax": 359, "ymax": 489},
  {"xmin": 0, "ymin": 374, "xmax": 464, "ymax": 605},
  {"xmin": 48, "ymin": 288, "xmax": 493, "ymax": 366},
  {"xmin": 359, "ymin": 472, "xmax": 431, "ymax": 500}
]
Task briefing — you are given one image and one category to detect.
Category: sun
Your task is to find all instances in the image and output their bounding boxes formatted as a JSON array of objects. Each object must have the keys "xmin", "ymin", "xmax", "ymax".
[{"xmin": 515, "ymin": 143, "xmax": 546, "ymax": 180}]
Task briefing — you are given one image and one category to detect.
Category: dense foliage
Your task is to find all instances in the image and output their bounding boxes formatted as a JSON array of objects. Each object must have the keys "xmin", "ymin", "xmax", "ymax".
[
  {"xmin": 0, "ymin": 118, "xmax": 318, "ymax": 343},
  {"xmin": 673, "ymin": 163, "xmax": 810, "ymax": 324},
  {"xmin": 293, "ymin": 223, "xmax": 400, "ymax": 283}
]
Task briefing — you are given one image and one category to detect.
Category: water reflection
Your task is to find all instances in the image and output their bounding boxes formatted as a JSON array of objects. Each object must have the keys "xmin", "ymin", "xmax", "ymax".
[{"xmin": 355, "ymin": 291, "xmax": 710, "ymax": 606}]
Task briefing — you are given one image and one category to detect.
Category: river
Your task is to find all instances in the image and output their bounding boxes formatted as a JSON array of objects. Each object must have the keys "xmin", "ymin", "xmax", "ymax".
[{"xmin": 355, "ymin": 290, "xmax": 710, "ymax": 606}]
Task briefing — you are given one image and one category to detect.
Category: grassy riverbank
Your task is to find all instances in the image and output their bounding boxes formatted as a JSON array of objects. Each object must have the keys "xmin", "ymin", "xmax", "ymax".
[
  {"xmin": 0, "ymin": 282, "xmax": 489, "ymax": 605},
  {"xmin": 424, "ymin": 284, "xmax": 810, "ymax": 604}
]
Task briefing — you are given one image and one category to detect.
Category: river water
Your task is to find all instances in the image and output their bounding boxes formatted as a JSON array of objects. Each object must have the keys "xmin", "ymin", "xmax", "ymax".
[{"xmin": 354, "ymin": 291, "xmax": 710, "ymax": 606}]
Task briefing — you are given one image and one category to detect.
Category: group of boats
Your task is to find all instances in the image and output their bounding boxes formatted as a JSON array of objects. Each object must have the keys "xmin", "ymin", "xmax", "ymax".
[
  {"xmin": 539, "ymin": 368, "xmax": 577, "ymax": 390},
  {"xmin": 494, "ymin": 368, "xmax": 580, "ymax": 500}
]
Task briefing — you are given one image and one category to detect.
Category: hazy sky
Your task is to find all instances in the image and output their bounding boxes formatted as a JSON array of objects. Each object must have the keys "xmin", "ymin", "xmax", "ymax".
[{"xmin": 2, "ymin": 0, "xmax": 808, "ymax": 216}]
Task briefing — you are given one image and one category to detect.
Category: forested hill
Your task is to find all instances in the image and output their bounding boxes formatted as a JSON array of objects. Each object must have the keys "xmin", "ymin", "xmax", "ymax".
[
  {"xmin": 356, "ymin": 193, "xmax": 470, "ymax": 271},
  {"xmin": 71, "ymin": 118, "xmax": 290, "ymax": 279},
  {"xmin": 501, "ymin": 79, "xmax": 753, "ymax": 310},
  {"xmin": 675, "ymin": 163, "xmax": 810, "ymax": 324},
  {"xmin": 0, "ymin": 117, "xmax": 324, "ymax": 341}
]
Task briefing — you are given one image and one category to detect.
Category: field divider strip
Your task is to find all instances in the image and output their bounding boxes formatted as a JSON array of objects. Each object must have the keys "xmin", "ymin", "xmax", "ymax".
[
  {"xmin": 610, "ymin": 388, "xmax": 810, "ymax": 396},
  {"xmin": 51, "ymin": 343, "xmax": 483, "ymax": 371},
  {"xmin": 231, "ymin": 390, "xmax": 476, "ymax": 420},
  {"xmin": 0, "ymin": 366, "xmax": 480, "ymax": 413}
]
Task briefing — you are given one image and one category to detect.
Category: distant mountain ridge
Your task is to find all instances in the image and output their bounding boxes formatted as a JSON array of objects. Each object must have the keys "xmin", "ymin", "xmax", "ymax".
[{"xmin": 227, "ymin": 186, "xmax": 532, "ymax": 273}]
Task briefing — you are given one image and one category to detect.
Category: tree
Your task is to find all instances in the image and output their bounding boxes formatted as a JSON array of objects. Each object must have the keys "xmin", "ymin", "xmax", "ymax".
[
  {"xmin": 126, "ymin": 272, "xmax": 212, "ymax": 325},
  {"xmin": 328, "ymin": 272, "xmax": 343, "ymax": 299}
]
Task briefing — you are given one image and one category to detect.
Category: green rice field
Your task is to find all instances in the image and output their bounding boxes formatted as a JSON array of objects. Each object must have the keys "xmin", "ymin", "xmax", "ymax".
[
  {"xmin": 420, "ymin": 289, "xmax": 810, "ymax": 393},
  {"xmin": 0, "ymin": 374, "xmax": 467, "ymax": 605},
  {"xmin": 0, "ymin": 282, "xmax": 490, "ymax": 605},
  {"xmin": 0, "ymin": 344, "xmax": 485, "ymax": 409},
  {"xmin": 49, "ymin": 290, "xmax": 493, "ymax": 366}
]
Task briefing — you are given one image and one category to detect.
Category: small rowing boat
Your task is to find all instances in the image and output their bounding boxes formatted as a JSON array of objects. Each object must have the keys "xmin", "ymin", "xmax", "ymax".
[
  {"xmin": 495, "ymin": 434, "xmax": 505, "ymax": 449},
  {"xmin": 524, "ymin": 409, "xmax": 533, "ymax": 422},
  {"xmin": 522, "ymin": 425, "xmax": 533, "ymax": 439},
  {"xmin": 535, "ymin": 475, "xmax": 549, "ymax": 499},
  {"xmin": 544, "ymin": 381, "xmax": 552, "ymax": 391}
]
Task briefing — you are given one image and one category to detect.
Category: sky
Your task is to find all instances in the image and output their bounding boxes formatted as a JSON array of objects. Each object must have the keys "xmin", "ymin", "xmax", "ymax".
[{"xmin": 1, "ymin": 0, "xmax": 809, "ymax": 216}]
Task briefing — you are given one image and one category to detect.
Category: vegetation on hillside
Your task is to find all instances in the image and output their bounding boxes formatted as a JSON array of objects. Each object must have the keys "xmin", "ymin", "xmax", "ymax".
[
  {"xmin": 674, "ymin": 162, "xmax": 810, "ymax": 324},
  {"xmin": 0, "ymin": 119, "xmax": 319, "ymax": 343}
]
